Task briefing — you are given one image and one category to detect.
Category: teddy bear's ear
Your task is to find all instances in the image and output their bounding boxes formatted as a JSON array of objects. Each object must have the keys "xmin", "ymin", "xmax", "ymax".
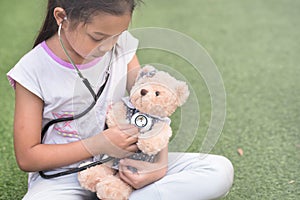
[
  {"xmin": 176, "ymin": 81, "xmax": 190, "ymax": 106},
  {"xmin": 141, "ymin": 65, "xmax": 156, "ymax": 73},
  {"xmin": 136, "ymin": 65, "xmax": 157, "ymax": 81}
]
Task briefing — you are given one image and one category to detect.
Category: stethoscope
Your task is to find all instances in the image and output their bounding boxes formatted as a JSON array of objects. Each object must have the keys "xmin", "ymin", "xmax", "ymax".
[{"xmin": 39, "ymin": 18, "xmax": 116, "ymax": 179}]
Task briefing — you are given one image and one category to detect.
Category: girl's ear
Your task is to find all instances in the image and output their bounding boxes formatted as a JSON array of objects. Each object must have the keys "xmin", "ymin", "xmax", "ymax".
[{"xmin": 53, "ymin": 7, "xmax": 68, "ymax": 27}]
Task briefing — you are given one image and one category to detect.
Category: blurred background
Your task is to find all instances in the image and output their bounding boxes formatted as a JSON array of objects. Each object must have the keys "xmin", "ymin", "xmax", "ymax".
[{"xmin": 0, "ymin": 0, "xmax": 299, "ymax": 199}]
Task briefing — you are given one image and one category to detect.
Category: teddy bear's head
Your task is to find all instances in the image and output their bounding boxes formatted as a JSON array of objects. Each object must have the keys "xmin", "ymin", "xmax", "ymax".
[{"xmin": 130, "ymin": 65, "xmax": 189, "ymax": 118}]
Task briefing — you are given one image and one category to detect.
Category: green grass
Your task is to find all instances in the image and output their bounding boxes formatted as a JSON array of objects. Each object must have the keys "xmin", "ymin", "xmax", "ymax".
[{"xmin": 1, "ymin": 0, "xmax": 299, "ymax": 199}]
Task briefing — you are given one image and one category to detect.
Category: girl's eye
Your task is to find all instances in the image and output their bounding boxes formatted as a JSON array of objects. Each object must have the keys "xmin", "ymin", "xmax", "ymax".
[
  {"xmin": 93, "ymin": 38, "xmax": 104, "ymax": 42},
  {"xmin": 90, "ymin": 35, "xmax": 104, "ymax": 42},
  {"xmin": 155, "ymin": 91, "xmax": 160, "ymax": 96}
]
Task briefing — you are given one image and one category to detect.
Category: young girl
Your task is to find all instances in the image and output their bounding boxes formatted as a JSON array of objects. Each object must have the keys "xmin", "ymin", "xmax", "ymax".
[{"xmin": 7, "ymin": 0, "xmax": 234, "ymax": 199}]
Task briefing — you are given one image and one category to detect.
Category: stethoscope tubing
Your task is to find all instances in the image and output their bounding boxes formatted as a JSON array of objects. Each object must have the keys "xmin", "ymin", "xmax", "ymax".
[{"xmin": 39, "ymin": 23, "xmax": 116, "ymax": 179}]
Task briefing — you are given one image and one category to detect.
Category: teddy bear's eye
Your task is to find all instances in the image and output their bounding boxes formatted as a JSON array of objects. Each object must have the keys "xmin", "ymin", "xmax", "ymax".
[{"xmin": 155, "ymin": 91, "xmax": 160, "ymax": 96}]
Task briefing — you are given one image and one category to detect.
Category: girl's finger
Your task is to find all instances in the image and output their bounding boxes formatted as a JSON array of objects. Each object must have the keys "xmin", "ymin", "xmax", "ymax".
[
  {"xmin": 119, "ymin": 165, "xmax": 139, "ymax": 185},
  {"xmin": 118, "ymin": 124, "xmax": 138, "ymax": 133},
  {"xmin": 118, "ymin": 170, "xmax": 132, "ymax": 185},
  {"xmin": 125, "ymin": 144, "xmax": 138, "ymax": 153},
  {"xmin": 126, "ymin": 135, "xmax": 138, "ymax": 144}
]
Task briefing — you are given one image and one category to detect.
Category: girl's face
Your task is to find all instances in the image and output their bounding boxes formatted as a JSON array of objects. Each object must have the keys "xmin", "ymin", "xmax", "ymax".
[{"xmin": 64, "ymin": 13, "xmax": 131, "ymax": 62}]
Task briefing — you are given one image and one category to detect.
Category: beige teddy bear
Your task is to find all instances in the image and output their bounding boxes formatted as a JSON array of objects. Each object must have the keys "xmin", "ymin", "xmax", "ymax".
[{"xmin": 78, "ymin": 65, "xmax": 189, "ymax": 200}]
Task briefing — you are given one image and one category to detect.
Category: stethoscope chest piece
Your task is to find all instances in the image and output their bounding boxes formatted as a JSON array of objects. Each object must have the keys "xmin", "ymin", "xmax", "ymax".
[{"xmin": 130, "ymin": 112, "xmax": 153, "ymax": 132}]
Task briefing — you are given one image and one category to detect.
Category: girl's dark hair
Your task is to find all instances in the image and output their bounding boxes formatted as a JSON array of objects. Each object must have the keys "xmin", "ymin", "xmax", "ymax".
[{"xmin": 33, "ymin": 0, "xmax": 142, "ymax": 48}]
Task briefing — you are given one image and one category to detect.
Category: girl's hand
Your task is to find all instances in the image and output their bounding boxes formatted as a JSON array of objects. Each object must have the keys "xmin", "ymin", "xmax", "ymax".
[
  {"xmin": 82, "ymin": 124, "xmax": 139, "ymax": 158},
  {"xmin": 118, "ymin": 158, "xmax": 168, "ymax": 189},
  {"xmin": 102, "ymin": 124, "xmax": 139, "ymax": 157}
]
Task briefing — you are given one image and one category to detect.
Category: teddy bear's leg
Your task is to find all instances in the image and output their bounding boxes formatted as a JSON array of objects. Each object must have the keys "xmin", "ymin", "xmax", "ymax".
[
  {"xmin": 96, "ymin": 174, "xmax": 133, "ymax": 200},
  {"xmin": 106, "ymin": 101, "xmax": 128, "ymax": 127},
  {"xmin": 78, "ymin": 163, "xmax": 115, "ymax": 192},
  {"xmin": 137, "ymin": 121, "xmax": 172, "ymax": 155}
]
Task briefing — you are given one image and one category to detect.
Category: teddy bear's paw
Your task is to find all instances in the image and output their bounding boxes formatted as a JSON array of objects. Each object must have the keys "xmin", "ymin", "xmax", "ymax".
[
  {"xmin": 137, "ymin": 122, "xmax": 172, "ymax": 155},
  {"xmin": 96, "ymin": 175, "xmax": 133, "ymax": 200},
  {"xmin": 137, "ymin": 139, "xmax": 164, "ymax": 155},
  {"xmin": 78, "ymin": 164, "xmax": 115, "ymax": 192}
]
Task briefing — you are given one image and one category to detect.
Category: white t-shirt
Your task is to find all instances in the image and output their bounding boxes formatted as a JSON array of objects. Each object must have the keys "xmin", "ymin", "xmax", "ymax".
[{"xmin": 7, "ymin": 31, "xmax": 138, "ymax": 186}]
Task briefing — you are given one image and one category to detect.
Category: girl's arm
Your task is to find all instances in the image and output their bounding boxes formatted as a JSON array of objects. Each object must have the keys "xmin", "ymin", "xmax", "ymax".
[
  {"xmin": 14, "ymin": 83, "xmax": 92, "ymax": 172},
  {"xmin": 126, "ymin": 54, "xmax": 141, "ymax": 92},
  {"xmin": 14, "ymin": 83, "xmax": 138, "ymax": 172}
]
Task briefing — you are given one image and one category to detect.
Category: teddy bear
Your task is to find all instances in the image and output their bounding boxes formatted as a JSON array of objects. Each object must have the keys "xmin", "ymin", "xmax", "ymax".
[{"xmin": 78, "ymin": 65, "xmax": 189, "ymax": 200}]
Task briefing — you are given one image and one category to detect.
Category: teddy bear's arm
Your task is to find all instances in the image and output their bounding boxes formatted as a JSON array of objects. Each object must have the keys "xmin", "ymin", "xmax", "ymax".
[
  {"xmin": 106, "ymin": 101, "xmax": 129, "ymax": 127},
  {"xmin": 137, "ymin": 121, "xmax": 172, "ymax": 155}
]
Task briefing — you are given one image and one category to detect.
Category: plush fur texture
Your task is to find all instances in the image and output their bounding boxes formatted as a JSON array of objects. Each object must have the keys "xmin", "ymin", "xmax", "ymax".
[
  {"xmin": 78, "ymin": 65, "xmax": 189, "ymax": 200},
  {"xmin": 78, "ymin": 162, "xmax": 115, "ymax": 192},
  {"xmin": 96, "ymin": 175, "xmax": 133, "ymax": 200}
]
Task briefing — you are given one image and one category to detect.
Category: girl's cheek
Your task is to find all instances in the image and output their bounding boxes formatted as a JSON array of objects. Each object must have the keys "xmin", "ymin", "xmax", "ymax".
[{"xmin": 74, "ymin": 41, "xmax": 97, "ymax": 57}]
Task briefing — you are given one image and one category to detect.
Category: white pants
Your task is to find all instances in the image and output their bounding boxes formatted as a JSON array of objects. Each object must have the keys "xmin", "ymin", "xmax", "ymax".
[{"xmin": 23, "ymin": 153, "xmax": 234, "ymax": 200}]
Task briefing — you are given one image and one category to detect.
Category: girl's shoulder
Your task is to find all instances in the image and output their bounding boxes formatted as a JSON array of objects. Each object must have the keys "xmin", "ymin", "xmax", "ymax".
[
  {"xmin": 116, "ymin": 31, "xmax": 139, "ymax": 63},
  {"xmin": 7, "ymin": 43, "xmax": 48, "ymax": 98},
  {"xmin": 117, "ymin": 31, "xmax": 139, "ymax": 52},
  {"xmin": 18, "ymin": 42, "xmax": 48, "ymax": 65}
]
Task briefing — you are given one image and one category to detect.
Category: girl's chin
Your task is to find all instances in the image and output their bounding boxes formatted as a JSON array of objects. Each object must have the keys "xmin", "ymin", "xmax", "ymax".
[{"xmin": 86, "ymin": 53, "xmax": 106, "ymax": 60}]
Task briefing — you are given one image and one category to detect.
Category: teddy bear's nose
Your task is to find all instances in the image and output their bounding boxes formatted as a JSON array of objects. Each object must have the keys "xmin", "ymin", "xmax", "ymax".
[{"xmin": 140, "ymin": 89, "xmax": 148, "ymax": 96}]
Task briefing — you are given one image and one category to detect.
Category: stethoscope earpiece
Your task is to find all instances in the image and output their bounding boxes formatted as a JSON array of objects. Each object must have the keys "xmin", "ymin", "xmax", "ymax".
[{"xmin": 59, "ymin": 17, "xmax": 67, "ymax": 27}]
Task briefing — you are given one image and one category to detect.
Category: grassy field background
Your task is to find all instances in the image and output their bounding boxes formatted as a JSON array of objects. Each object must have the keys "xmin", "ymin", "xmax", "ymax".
[{"xmin": 0, "ymin": 0, "xmax": 299, "ymax": 199}]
